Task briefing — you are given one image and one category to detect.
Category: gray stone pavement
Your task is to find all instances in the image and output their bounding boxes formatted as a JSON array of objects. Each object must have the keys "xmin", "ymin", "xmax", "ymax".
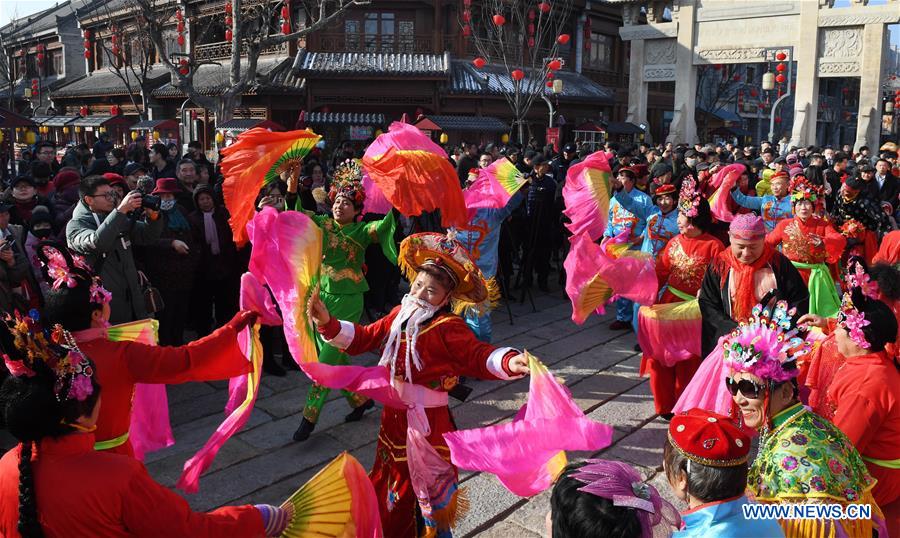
[{"xmin": 144, "ymin": 283, "xmax": 688, "ymax": 536}]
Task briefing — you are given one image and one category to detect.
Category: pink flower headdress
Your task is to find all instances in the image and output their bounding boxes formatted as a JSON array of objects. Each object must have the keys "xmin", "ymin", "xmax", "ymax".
[
  {"xmin": 2, "ymin": 310, "xmax": 94, "ymax": 402},
  {"xmin": 844, "ymin": 259, "xmax": 879, "ymax": 300},
  {"xmin": 38, "ymin": 242, "xmax": 112, "ymax": 305},
  {"xmin": 722, "ymin": 300, "xmax": 812, "ymax": 383},
  {"xmin": 838, "ymin": 292, "xmax": 871, "ymax": 350},
  {"xmin": 678, "ymin": 175, "xmax": 701, "ymax": 217},
  {"xmin": 571, "ymin": 459, "xmax": 680, "ymax": 538}
]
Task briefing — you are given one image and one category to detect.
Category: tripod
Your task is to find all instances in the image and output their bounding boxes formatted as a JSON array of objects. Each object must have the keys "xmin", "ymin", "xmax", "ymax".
[{"xmin": 513, "ymin": 193, "xmax": 543, "ymax": 312}]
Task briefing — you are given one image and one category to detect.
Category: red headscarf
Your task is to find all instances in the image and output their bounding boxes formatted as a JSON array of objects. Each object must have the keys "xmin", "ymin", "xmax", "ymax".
[{"xmin": 717, "ymin": 243, "xmax": 776, "ymax": 322}]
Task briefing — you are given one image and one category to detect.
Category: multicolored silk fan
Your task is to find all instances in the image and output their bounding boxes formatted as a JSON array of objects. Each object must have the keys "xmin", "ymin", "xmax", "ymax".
[
  {"xmin": 220, "ymin": 128, "xmax": 321, "ymax": 246},
  {"xmin": 462, "ymin": 158, "xmax": 527, "ymax": 213},
  {"xmin": 562, "ymin": 151, "xmax": 613, "ymax": 241},
  {"xmin": 279, "ymin": 452, "xmax": 382, "ymax": 538},
  {"xmin": 444, "ymin": 352, "xmax": 613, "ymax": 497},
  {"xmin": 362, "ymin": 122, "xmax": 467, "ymax": 228},
  {"xmin": 564, "ymin": 232, "xmax": 658, "ymax": 325}
]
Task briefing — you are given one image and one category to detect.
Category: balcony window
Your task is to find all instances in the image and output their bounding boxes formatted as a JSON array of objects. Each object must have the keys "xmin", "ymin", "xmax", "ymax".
[
  {"xmin": 587, "ymin": 32, "xmax": 612, "ymax": 70},
  {"xmin": 49, "ymin": 50, "xmax": 62, "ymax": 76},
  {"xmin": 345, "ymin": 20, "xmax": 361, "ymax": 51},
  {"xmin": 365, "ymin": 12, "xmax": 394, "ymax": 53},
  {"xmin": 398, "ymin": 20, "xmax": 414, "ymax": 53}
]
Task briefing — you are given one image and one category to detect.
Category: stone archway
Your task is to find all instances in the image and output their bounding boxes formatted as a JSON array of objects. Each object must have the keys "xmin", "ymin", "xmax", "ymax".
[{"xmin": 614, "ymin": 0, "xmax": 899, "ymax": 149}]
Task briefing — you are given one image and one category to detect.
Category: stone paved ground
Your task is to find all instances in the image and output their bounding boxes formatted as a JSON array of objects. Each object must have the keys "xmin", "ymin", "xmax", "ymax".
[{"xmin": 144, "ymin": 281, "xmax": 688, "ymax": 536}]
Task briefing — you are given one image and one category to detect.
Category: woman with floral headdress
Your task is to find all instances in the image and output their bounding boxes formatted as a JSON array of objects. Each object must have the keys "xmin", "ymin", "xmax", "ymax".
[
  {"xmin": 637, "ymin": 178, "xmax": 724, "ymax": 417},
  {"xmin": 35, "ymin": 242, "xmax": 256, "ymax": 459},
  {"xmin": 290, "ymin": 159, "xmax": 398, "ymax": 442},
  {"xmin": 765, "ymin": 176, "xmax": 845, "ymax": 318},
  {"xmin": 798, "ymin": 261, "xmax": 900, "ymax": 536},
  {"xmin": 0, "ymin": 311, "xmax": 289, "ymax": 537},
  {"xmin": 724, "ymin": 300, "xmax": 885, "ymax": 537}
]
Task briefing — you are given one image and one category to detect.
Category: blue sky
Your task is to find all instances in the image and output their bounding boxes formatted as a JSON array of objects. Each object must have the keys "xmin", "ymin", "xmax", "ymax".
[{"xmin": 1, "ymin": 0, "xmax": 898, "ymax": 46}]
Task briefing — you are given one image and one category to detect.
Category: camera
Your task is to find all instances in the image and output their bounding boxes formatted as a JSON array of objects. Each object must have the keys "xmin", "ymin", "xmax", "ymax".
[
  {"xmin": 0, "ymin": 237, "xmax": 13, "ymax": 251},
  {"xmin": 141, "ymin": 194, "xmax": 162, "ymax": 212}
]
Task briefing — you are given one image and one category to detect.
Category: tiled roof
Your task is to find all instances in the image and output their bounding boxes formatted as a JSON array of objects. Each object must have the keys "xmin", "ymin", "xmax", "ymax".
[
  {"xmin": 0, "ymin": 75, "xmax": 65, "ymax": 99},
  {"xmin": 447, "ymin": 60, "xmax": 615, "ymax": 103},
  {"xmin": 699, "ymin": 107, "xmax": 743, "ymax": 123},
  {"xmin": 293, "ymin": 49, "xmax": 450, "ymax": 77},
  {"xmin": 305, "ymin": 112, "xmax": 386, "ymax": 126},
  {"xmin": 43, "ymin": 115, "xmax": 78, "ymax": 127},
  {"xmin": 0, "ymin": 108, "xmax": 36, "ymax": 128},
  {"xmin": 419, "ymin": 115, "xmax": 508, "ymax": 132},
  {"xmin": 52, "ymin": 66, "xmax": 169, "ymax": 98},
  {"xmin": 2, "ymin": 0, "xmax": 94, "ymax": 41},
  {"xmin": 152, "ymin": 57, "xmax": 290, "ymax": 98}
]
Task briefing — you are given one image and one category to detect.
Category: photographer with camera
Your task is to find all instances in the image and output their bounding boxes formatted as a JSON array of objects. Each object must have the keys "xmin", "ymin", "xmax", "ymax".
[
  {"xmin": 66, "ymin": 175, "xmax": 164, "ymax": 324},
  {"xmin": 0, "ymin": 201, "xmax": 31, "ymax": 312}
]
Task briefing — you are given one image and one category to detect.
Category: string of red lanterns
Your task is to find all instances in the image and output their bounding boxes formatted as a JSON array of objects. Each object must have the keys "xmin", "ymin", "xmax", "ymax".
[
  {"xmin": 176, "ymin": 8, "xmax": 186, "ymax": 47},
  {"xmin": 225, "ymin": 1, "xmax": 233, "ymax": 42},
  {"xmin": 281, "ymin": 0, "xmax": 291, "ymax": 35},
  {"xmin": 83, "ymin": 29, "xmax": 92, "ymax": 59}
]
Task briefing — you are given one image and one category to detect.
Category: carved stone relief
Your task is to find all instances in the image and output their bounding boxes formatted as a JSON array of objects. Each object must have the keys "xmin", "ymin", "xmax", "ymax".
[
  {"xmin": 818, "ymin": 12, "xmax": 900, "ymax": 26},
  {"xmin": 645, "ymin": 39, "xmax": 676, "ymax": 65},
  {"xmin": 695, "ymin": 47, "xmax": 767, "ymax": 64},
  {"xmin": 820, "ymin": 27, "xmax": 863, "ymax": 59},
  {"xmin": 644, "ymin": 65, "xmax": 676, "ymax": 81},
  {"xmin": 817, "ymin": 61, "xmax": 861, "ymax": 76},
  {"xmin": 696, "ymin": 1, "xmax": 799, "ymax": 22}
]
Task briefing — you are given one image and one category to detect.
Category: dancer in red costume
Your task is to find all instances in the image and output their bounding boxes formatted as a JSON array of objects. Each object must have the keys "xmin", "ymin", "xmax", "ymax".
[
  {"xmin": 36, "ymin": 243, "xmax": 254, "ymax": 458},
  {"xmin": 638, "ymin": 177, "xmax": 724, "ymax": 416},
  {"xmin": 0, "ymin": 311, "xmax": 288, "ymax": 538},
  {"xmin": 799, "ymin": 262, "xmax": 900, "ymax": 536},
  {"xmin": 307, "ymin": 232, "xmax": 530, "ymax": 538},
  {"xmin": 766, "ymin": 176, "xmax": 845, "ymax": 317}
]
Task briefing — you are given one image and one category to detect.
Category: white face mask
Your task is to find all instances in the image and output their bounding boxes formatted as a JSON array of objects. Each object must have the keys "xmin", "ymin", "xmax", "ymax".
[
  {"xmin": 160, "ymin": 199, "xmax": 176, "ymax": 211},
  {"xmin": 685, "ymin": 158, "xmax": 697, "ymax": 167}
]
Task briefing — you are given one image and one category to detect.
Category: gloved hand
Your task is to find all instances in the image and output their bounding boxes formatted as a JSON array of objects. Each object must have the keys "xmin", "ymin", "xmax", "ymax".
[
  {"xmin": 255, "ymin": 504, "xmax": 293, "ymax": 537},
  {"xmin": 227, "ymin": 310, "xmax": 260, "ymax": 333}
]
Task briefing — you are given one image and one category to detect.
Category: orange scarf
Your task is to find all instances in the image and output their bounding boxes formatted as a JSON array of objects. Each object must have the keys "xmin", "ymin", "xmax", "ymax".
[{"xmin": 718, "ymin": 244, "xmax": 776, "ymax": 322}]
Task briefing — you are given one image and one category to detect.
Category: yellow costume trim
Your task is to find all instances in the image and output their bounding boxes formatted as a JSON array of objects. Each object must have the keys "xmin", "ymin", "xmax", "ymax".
[{"xmin": 94, "ymin": 431, "xmax": 130, "ymax": 451}]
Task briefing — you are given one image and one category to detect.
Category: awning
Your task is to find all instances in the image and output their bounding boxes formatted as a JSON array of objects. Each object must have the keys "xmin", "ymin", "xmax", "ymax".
[
  {"xmin": 698, "ymin": 107, "xmax": 743, "ymax": 123},
  {"xmin": 52, "ymin": 67, "xmax": 168, "ymax": 98},
  {"xmin": 0, "ymin": 108, "xmax": 36, "ymax": 128},
  {"xmin": 152, "ymin": 57, "xmax": 291, "ymax": 98},
  {"xmin": 415, "ymin": 115, "xmax": 508, "ymax": 133},
  {"xmin": 31, "ymin": 116, "xmax": 54, "ymax": 125},
  {"xmin": 71, "ymin": 115, "xmax": 133, "ymax": 128},
  {"xmin": 604, "ymin": 121, "xmax": 643, "ymax": 135},
  {"xmin": 131, "ymin": 119, "xmax": 180, "ymax": 131},
  {"xmin": 305, "ymin": 112, "xmax": 386, "ymax": 126},
  {"xmin": 293, "ymin": 49, "xmax": 449, "ymax": 78},
  {"xmin": 42, "ymin": 115, "xmax": 78, "ymax": 127},
  {"xmin": 573, "ymin": 121, "xmax": 604, "ymax": 132},
  {"xmin": 217, "ymin": 118, "xmax": 285, "ymax": 132}
]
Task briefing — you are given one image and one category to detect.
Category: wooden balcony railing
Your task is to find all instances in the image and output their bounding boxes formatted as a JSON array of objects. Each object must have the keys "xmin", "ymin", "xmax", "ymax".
[{"xmin": 194, "ymin": 40, "xmax": 288, "ymax": 61}]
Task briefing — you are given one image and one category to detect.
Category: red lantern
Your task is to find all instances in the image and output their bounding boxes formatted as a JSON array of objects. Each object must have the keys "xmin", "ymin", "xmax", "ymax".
[
  {"xmin": 528, "ymin": 10, "xmax": 535, "ymax": 20},
  {"xmin": 584, "ymin": 41, "xmax": 590, "ymax": 51},
  {"xmin": 462, "ymin": 11, "xmax": 470, "ymax": 22},
  {"xmin": 84, "ymin": 50, "xmax": 92, "ymax": 59},
  {"xmin": 79, "ymin": 106, "xmax": 88, "ymax": 116},
  {"xmin": 548, "ymin": 59, "xmax": 561, "ymax": 70},
  {"xmin": 177, "ymin": 21, "xmax": 184, "ymax": 32},
  {"xmin": 546, "ymin": 81, "xmax": 553, "ymax": 88},
  {"xmin": 180, "ymin": 67, "xmax": 189, "ymax": 75},
  {"xmin": 462, "ymin": 25, "xmax": 471, "ymax": 37},
  {"xmin": 84, "ymin": 39, "xmax": 91, "ymax": 49},
  {"xmin": 473, "ymin": 57, "xmax": 486, "ymax": 69},
  {"xmin": 177, "ymin": 34, "xmax": 185, "ymax": 46},
  {"xmin": 895, "ymin": 89, "xmax": 900, "ymax": 96},
  {"xmin": 546, "ymin": 71, "xmax": 554, "ymax": 79},
  {"xmin": 83, "ymin": 30, "xmax": 91, "ymax": 39},
  {"xmin": 750, "ymin": 89, "xmax": 758, "ymax": 97},
  {"xmin": 557, "ymin": 34, "xmax": 570, "ymax": 45},
  {"xmin": 463, "ymin": 0, "xmax": 470, "ymax": 5},
  {"xmin": 511, "ymin": 69, "xmax": 524, "ymax": 81},
  {"xmin": 774, "ymin": 117, "xmax": 782, "ymax": 124},
  {"xmin": 527, "ymin": 37, "xmax": 535, "ymax": 48},
  {"xmin": 111, "ymin": 105, "xmax": 120, "ymax": 116},
  {"xmin": 733, "ymin": 73, "xmax": 741, "ymax": 81},
  {"xmin": 775, "ymin": 51, "xmax": 786, "ymax": 61},
  {"xmin": 36, "ymin": 52, "xmax": 44, "ymax": 64},
  {"xmin": 175, "ymin": 9, "xmax": 183, "ymax": 20},
  {"xmin": 775, "ymin": 73, "xmax": 786, "ymax": 84},
  {"xmin": 225, "ymin": 2, "xmax": 232, "ymax": 13},
  {"xmin": 492, "ymin": 14, "xmax": 506, "ymax": 26},
  {"xmin": 281, "ymin": 22, "xmax": 291, "ymax": 34},
  {"xmin": 538, "ymin": 2, "xmax": 551, "ymax": 13},
  {"xmin": 225, "ymin": 15, "xmax": 232, "ymax": 25},
  {"xmin": 528, "ymin": 23, "xmax": 535, "ymax": 34},
  {"xmin": 225, "ymin": 29, "xmax": 233, "ymax": 42},
  {"xmin": 281, "ymin": 6, "xmax": 289, "ymax": 18},
  {"xmin": 31, "ymin": 79, "xmax": 39, "ymax": 91},
  {"xmin": 775, "ymin": 63, "xmax": 786, "ymax": 72}
]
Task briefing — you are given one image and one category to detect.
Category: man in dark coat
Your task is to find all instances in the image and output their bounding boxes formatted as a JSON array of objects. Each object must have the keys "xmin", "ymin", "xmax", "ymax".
[{"xmin": 698, "ymin": 214, "xmax": 809, "ymax": 357}]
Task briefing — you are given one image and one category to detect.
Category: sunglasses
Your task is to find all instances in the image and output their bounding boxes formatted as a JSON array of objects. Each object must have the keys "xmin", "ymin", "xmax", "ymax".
[{"xmin": 725, "ymin": 377, "xmax": 765, "ymax": 399}]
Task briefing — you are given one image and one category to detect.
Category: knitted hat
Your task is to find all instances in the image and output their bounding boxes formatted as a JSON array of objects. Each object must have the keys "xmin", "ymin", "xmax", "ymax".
[
  {"xmin": 30, "ymin": 205, "xmax": 52, "ymax": 227},
  {"xmin": 668, "ymin": 409, "xmax": 751, "ymax": 467},
  {"xmin": 53, "ymin": 170, "xmax": 81, "ymax": 192},
  {"xmin": 729, "ymin": 214, "xmax": 766, "ymax": 240}
]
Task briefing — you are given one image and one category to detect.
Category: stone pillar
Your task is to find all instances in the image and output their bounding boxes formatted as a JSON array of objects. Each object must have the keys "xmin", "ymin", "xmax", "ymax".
[
  {"xmin": 625, "ymin": 39, "xmax": 647, "ymax": 128},
  {"xmin": 855, "ymin": 23, "xmax": 886, "ymax": 152},
  {"xmin": 789, "ymin": 0, "xmax": 820, "ymax": 147},
  {"xmin": 667, "ymin": 2, "xmax": 697, "ymax": 144}
]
